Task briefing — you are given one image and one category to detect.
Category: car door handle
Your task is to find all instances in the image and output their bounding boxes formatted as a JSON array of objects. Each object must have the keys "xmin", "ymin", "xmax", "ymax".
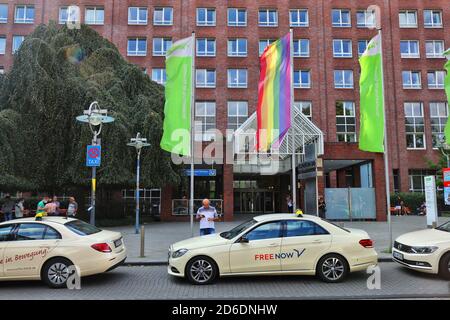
[
  {"xmin": 312, "ymin": 240, "xmax": 322, "ymax": 244},
  {"xmin": 268, "ymin": 243, "xmax": 278, "ymax": 247}
]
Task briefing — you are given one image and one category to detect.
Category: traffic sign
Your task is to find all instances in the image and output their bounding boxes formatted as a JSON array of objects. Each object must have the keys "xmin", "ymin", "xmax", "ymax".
[
  {"xmin": 86, "ymin": 145, "xmax": 101, "ymax": 167},
  {"xmin": 184, "ymin": 169, "xmax": 216, "ymax": 177}
]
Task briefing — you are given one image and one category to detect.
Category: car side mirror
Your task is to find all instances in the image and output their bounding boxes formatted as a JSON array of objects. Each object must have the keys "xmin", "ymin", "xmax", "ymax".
[{"xmin": 239, "ymin": 235, "xmax": 249, "ymax": 243}]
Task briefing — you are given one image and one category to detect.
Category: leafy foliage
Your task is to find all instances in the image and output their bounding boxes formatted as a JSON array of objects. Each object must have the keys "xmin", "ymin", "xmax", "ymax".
[{"xmin": 0, "ymin": 23, "xmax": 179, "ymax": 192}]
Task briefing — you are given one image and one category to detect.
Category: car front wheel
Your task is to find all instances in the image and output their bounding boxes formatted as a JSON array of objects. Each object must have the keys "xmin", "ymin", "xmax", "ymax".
[
  {"xmin": 317, "ymin": 254, "xmax": 349, "ymax": 283},
  {"xmin": 438, "ymin": 252, "xmax": 450, "ymax": 280},
  {"xmin": 186, "ymin": 256, "xmax": 218, "ymax": 285},
  {"xmin": 42, "ymin": 257, "xmax": 74, "ymax": 288}
]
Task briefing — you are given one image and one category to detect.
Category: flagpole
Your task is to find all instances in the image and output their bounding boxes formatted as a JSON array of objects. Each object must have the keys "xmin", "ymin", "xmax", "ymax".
[
  {"xmin": 377, "ymin": 27, "xmax": 392, "ymax": 250},
  {"xmin": 190, "ymin": 32, "xmax": 195, "ymax": 237},
  {"xmin": 289, "ymin": 29, "xmax": 297, "ymax": 212}
]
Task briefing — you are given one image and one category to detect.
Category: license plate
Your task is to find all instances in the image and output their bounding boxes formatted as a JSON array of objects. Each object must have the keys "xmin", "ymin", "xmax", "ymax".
[
  {"xmin": 114, "ymin": 238, "xmax": 123, "ymax": 248},
  {"xmin": 393, "ymin": 251, "xmax": 403, "ymax": 261}
]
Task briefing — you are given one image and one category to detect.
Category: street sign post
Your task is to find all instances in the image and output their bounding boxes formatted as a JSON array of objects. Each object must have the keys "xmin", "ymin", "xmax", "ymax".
[
  {"xmin": 86, "ymin": 145, "xmax": 101, "ymax": 167},
  {"xmin": 184, "ymin": 169, "xmax": 216, "ymax": 177},
  {"xmin": 424, "ymin": 176, "xmax": 438, "ymax": 228}
]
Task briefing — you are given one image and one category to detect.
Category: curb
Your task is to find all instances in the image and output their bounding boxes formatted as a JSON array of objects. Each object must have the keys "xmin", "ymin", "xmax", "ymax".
[{"xmin": 124, "ymin": 258, "xmax": 394, "ymax": 266}]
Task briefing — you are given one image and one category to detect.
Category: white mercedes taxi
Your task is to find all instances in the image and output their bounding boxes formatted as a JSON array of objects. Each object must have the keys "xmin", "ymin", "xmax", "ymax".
[
  {"xmin": 168, "ymin": 214, "xmax": 377, "ymax": 284},
  {"xmin": 0, "ymin": 217, "xmax": 126, "ymax": 288},
  {"xmin": 392, "ymin": 220, "xmax": 450, "ymax": 279}
]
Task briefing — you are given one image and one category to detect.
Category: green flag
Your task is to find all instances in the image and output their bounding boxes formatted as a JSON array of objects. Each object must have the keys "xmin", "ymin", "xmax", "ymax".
[
  {"xmin": 443, "ymin": 49, "xmax": 450, "ymax": 144},
  {"xmin": 160, "ymin": 36, "xmax": 194, "ymax": 156},
  {"xmin": 359, "ymin": 34, "xmax": 385, "ymax": 153}
]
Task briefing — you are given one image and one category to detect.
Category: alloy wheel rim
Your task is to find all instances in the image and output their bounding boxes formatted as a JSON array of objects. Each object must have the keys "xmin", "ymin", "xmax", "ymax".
[
  {"xmin": 190, "ymin": 259, "xmax": 213, "ymax": 283},
  {"xmin": 322, "ymin": 257, "xmax": 345, "ymax": 281},
  {"xmin": 48, "ymin": 262, "xmax": 69, "ymax": 285}
]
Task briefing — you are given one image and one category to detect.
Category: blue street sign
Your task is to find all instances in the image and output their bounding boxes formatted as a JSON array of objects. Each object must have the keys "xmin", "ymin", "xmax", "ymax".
[
  {"xmin": 184, "ymin": 169, "xmax": 216, "ymax": 177},
  {"xmin": 86, "ymin": 145, "xmax": 101, "ymax": 167}
]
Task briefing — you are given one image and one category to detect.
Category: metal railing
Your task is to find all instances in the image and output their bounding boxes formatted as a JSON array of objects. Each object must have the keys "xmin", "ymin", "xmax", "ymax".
[{"xmin": 172, "ymin": 199, "xmax": 223, "ymax": 216}]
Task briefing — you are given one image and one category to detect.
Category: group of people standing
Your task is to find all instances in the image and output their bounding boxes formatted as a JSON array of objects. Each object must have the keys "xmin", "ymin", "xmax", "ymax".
[{"xmin": 0, "ymin": 194, "xmax": 26, "ymax": 221}]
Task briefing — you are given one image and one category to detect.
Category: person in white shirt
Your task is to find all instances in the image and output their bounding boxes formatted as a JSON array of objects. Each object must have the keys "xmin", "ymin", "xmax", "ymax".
[{"xmin": 196, "ymin": 199, "xmax": 219, "ymax": 236}]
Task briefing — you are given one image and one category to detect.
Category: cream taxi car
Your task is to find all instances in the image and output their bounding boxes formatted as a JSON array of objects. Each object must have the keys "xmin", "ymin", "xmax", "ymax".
[
  {"xmin": 392, "ymin": 220, "xmax": 450, "ymax": 279},
  {"xmin": 0, "ymin": 217, "xmax": 126, "ymax": 288},
  {"xmin": 168, "ymin": 214, "xmax": 377, "ymax": 284}
]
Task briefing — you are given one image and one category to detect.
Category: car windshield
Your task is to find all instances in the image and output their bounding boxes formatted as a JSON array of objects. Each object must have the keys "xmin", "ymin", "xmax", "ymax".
[
  {"xmin": 436, "ymin": 221, "xmax": 450, "ymax": 233},
  {"xmin": 220, "ymin": 219, "xmax": 257, "ymax": 239},
  {"xmin": 65, "ymin": 220, "xmax": 102, "ymax": 236}
]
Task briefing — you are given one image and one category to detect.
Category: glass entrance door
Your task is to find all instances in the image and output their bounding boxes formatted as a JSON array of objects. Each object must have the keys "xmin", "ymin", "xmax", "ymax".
[{"xmin": 234, "ymin": 190, "xmax": 275, "ymax": 213}]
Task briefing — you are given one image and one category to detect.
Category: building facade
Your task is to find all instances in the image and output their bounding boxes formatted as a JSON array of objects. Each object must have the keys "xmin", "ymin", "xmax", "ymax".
[{"xmin": 0, "ymin": 1, "xmax": 449, "ymax": 221}]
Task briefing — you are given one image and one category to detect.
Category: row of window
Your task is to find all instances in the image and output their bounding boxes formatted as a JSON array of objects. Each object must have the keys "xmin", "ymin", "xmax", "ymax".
[{"xmin": 0, "ymin": 5, "xmax": 444, "ymax": 29}]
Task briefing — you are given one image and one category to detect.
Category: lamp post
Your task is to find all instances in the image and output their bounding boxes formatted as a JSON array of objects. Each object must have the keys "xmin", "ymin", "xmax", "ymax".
[
  {"xmin": 76, "ymin": 101, "xmax": 115, "ymax": 226},
  {"xmin": 127, "ymin": 133, "xmax": 151, "ymax": 234}
]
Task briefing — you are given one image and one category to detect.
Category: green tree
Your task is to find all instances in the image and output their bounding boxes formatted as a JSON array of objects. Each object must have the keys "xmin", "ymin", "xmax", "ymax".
[{"xmin": 0, "ymin": 22, "xmax": 179, "ymax": 192}]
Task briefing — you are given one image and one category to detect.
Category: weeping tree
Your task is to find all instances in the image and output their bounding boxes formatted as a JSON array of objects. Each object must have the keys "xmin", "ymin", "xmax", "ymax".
[{"xmin": 0, "ymin": 22, "xmax": 179, "ymax": 194}]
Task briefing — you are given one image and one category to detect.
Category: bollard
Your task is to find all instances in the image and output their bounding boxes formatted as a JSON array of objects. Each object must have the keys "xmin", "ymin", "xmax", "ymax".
[{"xmin": 140, "ymin": 225, "xmax": 145, "ymax": 258}]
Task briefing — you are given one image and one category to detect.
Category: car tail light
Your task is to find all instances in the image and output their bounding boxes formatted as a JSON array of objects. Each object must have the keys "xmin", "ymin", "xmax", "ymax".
[
  {"xmin": 91, "ymin": 243, "xmax": 112, "ymax": 253},
  {"xmin": 359, "ymin": 239, "xmax": 374, "ymax": 248}
]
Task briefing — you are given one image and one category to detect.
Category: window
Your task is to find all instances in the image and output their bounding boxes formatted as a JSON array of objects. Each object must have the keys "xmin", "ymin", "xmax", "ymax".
[
  {"xmin": 14, "ymin": 5, "xmax": 34, "ymax": 23},
  {"xmin": 259, "ymin": 39, "xmax": 274, "ymax": 56},
  {"xmin": 402, "ymin": 71, "xmax": 421, "ymax": 89},
  {"xmin": 294, "ymin": 101, "xmax": 312, "ymax": 120},
  {"xmin": 65, "ymin": 220, "xmax": 101, "ymax": 236},
  {"xmin": 151, "ymin": 68, "xmax": 166, "ymax": 85},
  {"xmin": 333, "ymin": 39, "xmax": 352, "ymax": 58},
  {"xmin": 196, "ymin": 38, "xmax": 215, "ymax": 57},
  {"xmin": 430, "ymin": 102, "xmax": 448, "ymax": 148},
  {"xmin": 332, "ymin": 9, "xmax": 351, "ymax": 27},
  {"xmin": 12, "ymin": 35, "xmax": 24, "ymax": 53},
  {"xmin": 0, "ymin": 4, "xmax": 7, "ymax": 23},
  {"xmin": 334, "ymin": 70, "xmax": 354, "ymax": 89},
  {"xmin": 426, "ymin": 40, "xmax": 445, "ymax": 58},
  {"xmin": 259, "ymin": 9, "xmax": 278, "ymax": 27},
  {"xmin": 245, "ymin": 222, "xmax": 283, "ymax": 241},
  {"xmin": 227, "ymin": 101, "xmax": 248, "ymax": 130},
  {"xmin": 197, "ymin": 8, "xmax": 215, "ymax": 26},
  {"xmin": 356, "ymin": 10, "xmax": 375, "ymax": 28},
  {"xmin": 400, "ymin": 40, "xmax": 420, "ymax": 58},
  {"xmin": 16, "ymin": 224, "xmax": 47, "ymax": 240},
  {"xmin": 0, "ymin": 36, "xmax": 5, "ymax": 54},
  {"xmin": 196, "ymin": 69, "xmax": 216, "ymax": 88},
  {"xmin": 285, "ymin": 220, "xmax": 328, "ymax": 237},
  {"xmin": 424, "ymin": 10, "xmax": 442, "ymax": 28},
  {"xmin": 153, "ymin": 38, "xmax": 171, "ymax": 56},
  {"xmin": 153, "ymin": 7, "xmax": 172, "ymax": 25},
  {"xmin": 0, "ymin": 224, "xmax": 13, "ymax": 241},
  {"xmin": 427, "ymin": 71, "xmax": 445, "ymax": 89},
  {"xmin": 228, "ymin": 8, "xmax": 246, "ymax": 27},
  {"xmin": 59, "ymin": 7, "xmax": 69, "ymax": 24},
  {"xmin": 293, "ymin": 39, "xmax": 310, "ymax": 57},
  {"xmin": 358, "ymin": 40, "xmax": 369, "ymax": 56},
  {"xmin": 294, "ymin": 70, "xmax": 311, "ymax": 88},
  {"xmin": 0, "ymin": 66, "xmax": 4, "ymax": 75},
  {"xmin": 127, "ymin": 38, "xmax": 147, "ymax": 56},
  {"xmin": 399, "ymin": 10, "xmax": 417, "ymax": 28},
  {"xmin": 336, "ymin": 101, "xmax": 356, "ymax": 142},
  {"xmin": 128, "ymin": 7, "xmax": 148, "ymax": 25},
  {"xmin": 290, "ymin": 9, "xmax": 308, "ymax": 27},
  {"xmin": 195, "ymin": 101, "xmax": 216, "ymax": 141},
  {"xmin": 85, "ymin": 7, "xmax": 104, "ymax": 25},
  {"xmin": 228, "ymin": 38, "xmax": 247, "ymax": 57},
  {"xmin": 228, "ymin": 69, "xmax": 247, "ymax": 88},
  {"xmin": 404, "ymin": 102, "xmax": 425, "ymax": 149},
  {"xmin": 409, "ymin": 170, "xmax": 436, "ymax": 192}
]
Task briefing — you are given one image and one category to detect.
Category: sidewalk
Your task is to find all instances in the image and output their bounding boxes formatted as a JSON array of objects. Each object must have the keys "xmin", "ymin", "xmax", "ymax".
[{"xmin": 107, "ymin": 215, "xmax": 450, "ymax": 264}]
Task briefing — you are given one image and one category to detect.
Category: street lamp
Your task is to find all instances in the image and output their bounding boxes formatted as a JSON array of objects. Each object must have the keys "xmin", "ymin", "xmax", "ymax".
[
  {"xmin": 76, "ymin": 101, "xmax": 115, "ymax": 226},
  {"xmin": 436, "ymin": 134, "xmax": 450, "ymax": 168},
  {"xmin": 127, "ymin": 133, "xmax": 151, "ymax": 234}
]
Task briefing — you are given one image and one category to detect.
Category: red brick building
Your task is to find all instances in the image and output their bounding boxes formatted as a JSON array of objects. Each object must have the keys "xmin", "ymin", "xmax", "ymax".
[{"xmin": 0, "ymin": 1, "xmax": 449, "ymax": 221}]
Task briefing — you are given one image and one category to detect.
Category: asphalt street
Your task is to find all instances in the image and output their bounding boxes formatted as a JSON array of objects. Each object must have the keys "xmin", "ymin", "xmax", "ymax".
[{"xmin": 0, "ymin": 262, "xmax": 449, "ymax": 300}]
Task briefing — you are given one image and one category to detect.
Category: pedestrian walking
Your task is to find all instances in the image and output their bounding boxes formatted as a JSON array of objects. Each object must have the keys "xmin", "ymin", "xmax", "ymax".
[
  {"xmin": 196, "ymin": 198, "xmax": 219, "ymax": 236},
  {"xmin": 1, "ymin": 194, "xmax": 15, "ymax": 221},
  {"xmin": 286, "ymin": 194, "xmax": 293, "ymax": 213},
  {"xmin": 67, "ymin": 196, "xmax": 78, "ymax": 217},
  {"xmin": 318, "ymin": 196, "xmax": 327, "ymax": 218},
  {"xmin": 14, "ymin": 198, "xmax": 25, "ymax": 219}
]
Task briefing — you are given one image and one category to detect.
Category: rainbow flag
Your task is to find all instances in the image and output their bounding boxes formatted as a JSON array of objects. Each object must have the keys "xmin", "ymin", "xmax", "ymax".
[{"xmin": 257, "ymin": 33, "xmax": 292, "ymax": 152}]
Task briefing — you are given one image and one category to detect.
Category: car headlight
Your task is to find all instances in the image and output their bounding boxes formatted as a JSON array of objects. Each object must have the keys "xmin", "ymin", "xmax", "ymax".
[
  {"xmin": 410, "ymin": 246, "xmax": 438, "ymax": 254},
  {"xmin": 172, "ymin": 248, "xmax": 189, "ymax": 258}
]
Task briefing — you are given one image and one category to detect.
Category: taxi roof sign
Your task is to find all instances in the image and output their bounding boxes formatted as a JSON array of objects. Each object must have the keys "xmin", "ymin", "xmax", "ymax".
[{"xmin": 295, "ymin": 209, "xmax": 304, "ymax": 217}]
